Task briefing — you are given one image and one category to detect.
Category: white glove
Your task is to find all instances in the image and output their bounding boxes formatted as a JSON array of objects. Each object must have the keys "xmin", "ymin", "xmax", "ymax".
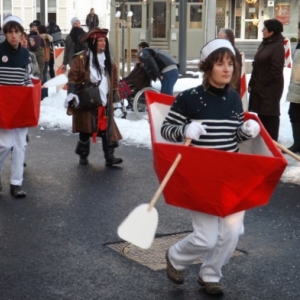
[
  {"xmin": 64, "ymin": 93, "xmax": 79, "ymax": 108},
  {"xmin": 185, "ymin": 121, "xmax": 207, "ymax": 140},
  {"xmin": 242, "ymin": 119, "xmax": 260, "ymax": 138}
]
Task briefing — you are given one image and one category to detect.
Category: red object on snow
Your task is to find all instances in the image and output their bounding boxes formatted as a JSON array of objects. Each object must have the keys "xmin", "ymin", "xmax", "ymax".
[
  {"xmin": 0, "ymin": 78, "xmax": 41, "ymax": 129},
  {"xmin": 146, "ymin": 91, "xmax": 287, "ymax": 217}
]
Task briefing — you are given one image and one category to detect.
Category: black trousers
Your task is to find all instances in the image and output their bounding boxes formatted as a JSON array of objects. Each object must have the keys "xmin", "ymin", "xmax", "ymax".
[
  {"xmin": 258, "ymin": 114, "xmax": 280, "ymax": 141},
  {"xmin": 288, "ymin": 102, "xmax": 300, "ymax": 123},
  {"xmin": 79, "ymin": 132, "xmax": 107, "ymax": 151},
  {"xmin": 49, "ymin": 54, "xmax": 55, "ymax": 78}
]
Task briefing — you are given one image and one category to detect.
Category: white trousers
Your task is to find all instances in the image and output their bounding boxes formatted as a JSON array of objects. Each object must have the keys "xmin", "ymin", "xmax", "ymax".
[
  {"xmin": 0, "ymin": 128, "xmax": 28, "ymax": 185},
  {"xmin": 169, "ymin": 210, "xmax": 245, "ymax": 283}
]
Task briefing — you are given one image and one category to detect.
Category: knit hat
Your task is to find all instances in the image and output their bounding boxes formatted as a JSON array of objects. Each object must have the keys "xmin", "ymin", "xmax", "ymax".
[
  {"xmin": 71, "ymin": 17, "xmax": 80, "ymax": 27},
  {"xmin": 200, "ymin": 39, "xmax": 235, "ymax": 62},
  {"xmin": 3, "ymin": 15, "xmax": 23, "ymax": 27}
]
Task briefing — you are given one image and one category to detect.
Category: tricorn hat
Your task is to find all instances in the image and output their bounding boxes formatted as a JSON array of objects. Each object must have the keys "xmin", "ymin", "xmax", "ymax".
[{"xmin": 80, "ymin": 28, "xmax": 108, "ymax": 43}]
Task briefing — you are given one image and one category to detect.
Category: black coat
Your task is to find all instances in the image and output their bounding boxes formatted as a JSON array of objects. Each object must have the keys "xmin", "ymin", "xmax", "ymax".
[
  {"xmin": 137, "ymin": 48, "xmax": 178, "ymax": 81},
  {"xmin": 248, "ymin": 33, "xmax": 285, "ymax": 116}
]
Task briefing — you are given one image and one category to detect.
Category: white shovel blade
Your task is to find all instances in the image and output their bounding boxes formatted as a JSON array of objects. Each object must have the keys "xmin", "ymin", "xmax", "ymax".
[
  {"xmin": 117, "ymin": 204, "xmax": 158, "ymax": 249},
  {"xmin": 43, "ymin": 74, "xmax": 68, "ymax": 88}
]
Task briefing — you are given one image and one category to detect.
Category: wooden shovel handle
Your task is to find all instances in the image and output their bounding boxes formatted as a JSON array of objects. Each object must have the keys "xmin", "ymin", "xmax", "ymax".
[
  {"xmin": 147, "ymin": 138, "xmax": 192, "ymax": 211},
  {"xmin": 274, "ymin": 141, "xmax": 300, "ymax": 162}
]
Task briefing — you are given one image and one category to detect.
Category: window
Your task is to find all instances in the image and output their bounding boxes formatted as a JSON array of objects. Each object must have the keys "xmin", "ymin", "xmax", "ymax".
[
  {"xmin": 130, "ymin": 5, "xmax": 142, "ymax": 28},
  {"xmin": 189, "ymin": 4, "xmax": 202, "ymax": 29}
]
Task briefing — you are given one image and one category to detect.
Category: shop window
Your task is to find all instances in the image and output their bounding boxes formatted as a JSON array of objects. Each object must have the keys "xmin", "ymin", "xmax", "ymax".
[
  {"xmin": 189, "ymin": 4, "xmax": 202, "ymax": 29},
  {"xmin": 130, "ymin": 5, "xmax": 142, "ymax": 28}
]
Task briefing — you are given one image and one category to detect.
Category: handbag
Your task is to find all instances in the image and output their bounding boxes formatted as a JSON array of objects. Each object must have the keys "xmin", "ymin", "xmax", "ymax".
[{"xmin": 76, "ymin": 81, "xmax": 102, "ymax": 110}]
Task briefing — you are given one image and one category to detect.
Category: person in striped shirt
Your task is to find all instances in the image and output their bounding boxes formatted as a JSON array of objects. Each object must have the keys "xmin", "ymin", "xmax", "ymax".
[
  {"xmin": 0, "ymin": 15, "xmax": 32, "ymax": 198},
  {"xmin": 163, "ymin": 39, "xmax": 260, "ymax": 295}
]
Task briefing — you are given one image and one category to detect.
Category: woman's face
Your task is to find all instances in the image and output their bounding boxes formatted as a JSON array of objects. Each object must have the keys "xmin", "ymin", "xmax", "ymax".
[
  {"xmin": 20, "ymin": 35, "xmax": 28, "ymax": 48},
  {"xmin": 262, "ymin": 26, "xmax": 273, "ymax": 38},
  {"xmin": 29, "ymin": 38, "xmax": 35, "ymax": 47},
  {"xmin": 97, "ymin": 37, "xmax": 106, "ymax": 53},
  {"xmin": 209, "ymin": 54, "xmax": 234, "ymax": 88}
]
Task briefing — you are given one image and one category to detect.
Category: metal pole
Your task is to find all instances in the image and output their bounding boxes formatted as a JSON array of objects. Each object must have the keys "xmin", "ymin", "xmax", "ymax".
[
  {"xmin": 178, "ymin": 0, "xmax": 187, "ymax": 74},
  {"xmin": 115, "ymin": 15, "xmax": 120, "ymax": 80},
  {"xmin": 121, "ymin": 0, "xmax": 126, "ymax": 78},
  {"xmin": 40, "ymin": 0, "xmax": 46, "ymax": 25},
  {"xmin": 127, "ymin": 13, "xmax": 132, "ymax": 76}
]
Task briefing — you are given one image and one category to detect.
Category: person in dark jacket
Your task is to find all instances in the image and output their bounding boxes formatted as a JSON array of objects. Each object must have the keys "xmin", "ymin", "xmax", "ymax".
[
  {"xmin": 137, "ymin": 47, "xmax": 179, "ymax": 95},
  {"xmin": 122, "ymin": 42, "xmax": 151, "ymax": 90},
  {"xmin": 286, "ymin": 22, "xmax": 300, "ymax": 153},
  {"xmin": 248, "ymin": 18, "xmax": 285, "ymax": 141},
  {"xmin": 85, "ymin": 8, "xmax": 99, "ymax": 31},
  {"xmin": 218, "ymin": 28, "xmax": 242, "ymax": 95}
]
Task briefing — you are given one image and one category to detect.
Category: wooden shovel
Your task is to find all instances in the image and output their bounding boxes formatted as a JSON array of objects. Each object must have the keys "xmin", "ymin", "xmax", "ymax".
[
  {"xmin": 117, "ymin": 139, "xmax": 192, "ymax": 249},
  {"xmin": 274, "ymin": 141, "xmax": 300, "ymax": 162}
]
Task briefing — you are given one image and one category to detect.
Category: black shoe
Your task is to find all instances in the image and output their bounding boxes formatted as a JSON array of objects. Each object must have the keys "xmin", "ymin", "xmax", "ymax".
[
  {"xmin": 105, "ymin": 156, "xmax": 123, "ymax": 166},
  {"xmin": 10, "ymin": 184, "xmax": 26, "ymax": 198},
  {"xmin": 79, "ymin": 155, "xmax": 89, "ymax": 165}
]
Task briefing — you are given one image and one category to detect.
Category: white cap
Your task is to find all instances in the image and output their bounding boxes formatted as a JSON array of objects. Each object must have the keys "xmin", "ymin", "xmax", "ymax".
[
  {"xmin": 200, "ymin": 39, "xmax": 235, "ymax": 62},
  {"xmin": 2, "ymin": 15, "xmax": 23, "ymax": 27}
]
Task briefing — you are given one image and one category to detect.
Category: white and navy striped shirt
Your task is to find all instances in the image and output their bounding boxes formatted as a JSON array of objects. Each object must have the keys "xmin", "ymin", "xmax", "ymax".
[
  {"xmin": 161, "ymin": 85, "xmax": 251, "ymax": 152},
  {"xmin": 0, "ymin": 40, "xmax": 32, "ymax": 86}
]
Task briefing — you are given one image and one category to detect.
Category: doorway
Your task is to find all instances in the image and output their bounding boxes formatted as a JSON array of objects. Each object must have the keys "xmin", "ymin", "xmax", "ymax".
[
  {"xmin": 150, "ymin": 1, "xmax": 168, "ymax": 40},
  {"xmin": 235, "ymin": 0, "xmax": 264, "ymax": 40}
]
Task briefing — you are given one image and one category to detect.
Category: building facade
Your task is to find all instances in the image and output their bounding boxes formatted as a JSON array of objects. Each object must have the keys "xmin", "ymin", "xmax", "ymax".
[
  {"xmin": 1, "ymin": 0, "xmax": 299, "ymax": 58},
  {"xmin": 0, "ymin": 0, "xmax": 110, "ymax": 34}
]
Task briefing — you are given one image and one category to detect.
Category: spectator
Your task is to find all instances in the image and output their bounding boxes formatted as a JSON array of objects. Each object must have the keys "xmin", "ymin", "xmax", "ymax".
[
  {"xmin": 21, "ymin": 32, "xmax": 40, "ymax": 78},
  {"xmin": 28, "ymin": 35, "xmax": 44, "ymax": 81},
  {"xmin": 137, "ymin": 46, "xmax": 179, "ymax": 95},
  {"xmin": 286, "ymin": 22, "xmax": 300, "ymax": 153},
  {"xmin": 38, "ymin": 25, "xmax": 53, "ymax": 99},
  {"xmin": 162, "ymin": 39, "xmax": 260, "ymax": 295},
  {"xmin": 248, "ymin": 19, "xmax": 285, "ymax": 141},
  {"xmin": 28, "ymin": 22, "xmax": 38, "ymax": 37},
  {"xmin": 0, "ymin": 26, "xmax": 5, "ymax": 43},
  {"xmin": 86, "ymin": 8, "xmax": 99, "ymax": 31},
  {"xmin": 62, "ymin": 17, "xmax": 84, "ymax": 70},
  {"xmin": 218, "ymin": 28, "xmax": 242, "ymax": 94},
  {"xmin": 47, "ymin": 20, "xmax": 64, "ymax": 46},
  {"xmin": 0, "ymin": 15, "xmax": 33, "ymax": 198},
  {"xmin": 47, "ymin": 20, "xmax": 64, "ymax": 78},
  {"xmin": 65, "ymin": 28, "xmax": 123, "ymax": 166},
  {"xmin": 122, "ymin": 42, "xmax": 151, "ymax": 90}
]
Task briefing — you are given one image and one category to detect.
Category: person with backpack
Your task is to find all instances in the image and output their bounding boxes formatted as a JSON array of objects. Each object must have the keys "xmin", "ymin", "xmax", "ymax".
[
  {"xmin": 47, "ymin": 20, "xmax": 64, "ymax": 46},
  {"xmin": 137, "ymin": 46, "xmax": 179, "ymax": 95}
]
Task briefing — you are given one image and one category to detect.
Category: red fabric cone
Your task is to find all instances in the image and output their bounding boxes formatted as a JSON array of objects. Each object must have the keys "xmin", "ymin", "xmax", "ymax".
[
  {"xmin": 0, "ymin": 79, "xmax": 41, "ymax": 129},
  {"xmin": 146, "ymin": 91, "xmax": 287, "ymax": 217}
]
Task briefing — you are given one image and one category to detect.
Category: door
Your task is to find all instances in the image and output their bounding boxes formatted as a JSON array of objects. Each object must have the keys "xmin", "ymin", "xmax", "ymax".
[
  {"xmin": 150, "ymin": 1, "xmax": 168, "ymax": 40},
  {"xmin": 235, "ymin": 0, "xmax": 263, "ymax": 40}
]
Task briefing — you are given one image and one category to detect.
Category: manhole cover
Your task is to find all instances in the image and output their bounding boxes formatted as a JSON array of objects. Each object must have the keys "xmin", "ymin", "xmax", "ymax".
[{"xmin": 107, "ymin": 232, "xmax": 245, "ymax": 271}]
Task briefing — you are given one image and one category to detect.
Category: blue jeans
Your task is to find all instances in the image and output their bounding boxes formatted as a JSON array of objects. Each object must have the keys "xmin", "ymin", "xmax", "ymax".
[{"xmin": 160, "ymin": 68, "xmax": 179, "ymax": 95}]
